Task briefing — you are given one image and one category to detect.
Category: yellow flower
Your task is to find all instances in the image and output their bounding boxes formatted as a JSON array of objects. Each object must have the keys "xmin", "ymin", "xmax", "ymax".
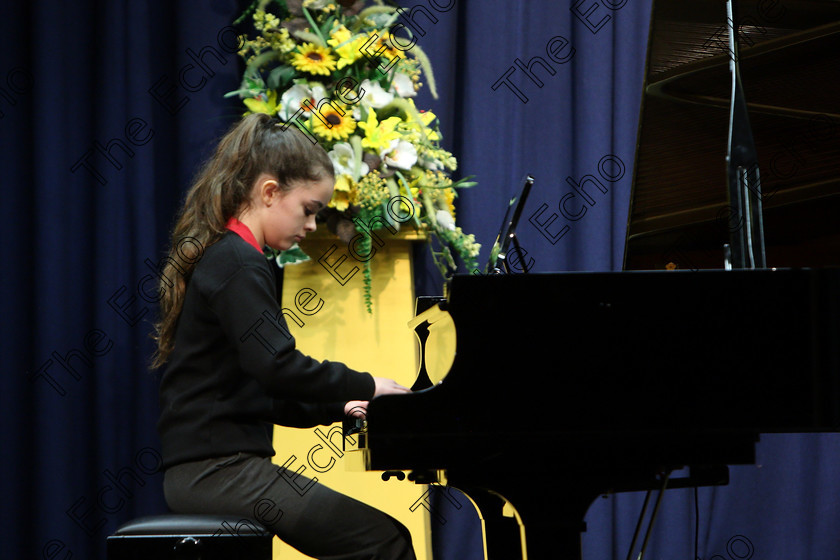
[
  {"xmin": 358, "ymin": 31, "xmax": 407, "ymax": 73},
  {"xmin": 377, "ymin": 32, "xmax": 408, "ymax": 61},
  {"xmin": 252, "ymin": 9, "xmax": 280, "ymax": 32},
  {"xmin": 267, "ymin": 28, "xmax": 296, "ymax": 54},
  {"xmin": 291, "ymin": 43, "xmax": 337, "ymax": 76},
  {"xmin": 355, "ymin": 170, "xmax": 390, "ymax": 211},
  {"xmin": 330, "ymin": 174, "xmax": 354, "ymax": 211},
  {"xmin": 327, "ymin": 25, "xmax": 366, "ymax": 69},
  {"xmin": 416, "ymin": 110, "xmax": 439, "ymax": 140},
  {"xmin": 357, "ymin": 109, "xmax": 402, "ymax": 152},
  {"xmin": 243, "ymin": 90, "xmax": 280, "ymax": 115},
  {"xmin": 334, "ymin": 173, "xmax": 352, "ymax": 193},
  {"xmin": 444, "ymin": 187, "xmax": 456, "ymax": 215},
  {"xmin": 402, "ymin": 99, "xmax": 440, "ymax": 141},
  {"xmin": 311, "ymin": 103, "xmax": 357, "ymax": 141}
]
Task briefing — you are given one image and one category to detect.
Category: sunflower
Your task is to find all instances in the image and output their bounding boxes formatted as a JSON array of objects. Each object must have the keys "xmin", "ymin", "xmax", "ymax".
[
  {"xmin": 379, "ymin": 31, "xmax": 409, "ymax": 61},
  {"xmin": 291, "ymin": 43, "xmax": 337, "ymax": 76},
  {"xmin": 311, "ymin": 103, "xmax": 357, "ymax": 141}
]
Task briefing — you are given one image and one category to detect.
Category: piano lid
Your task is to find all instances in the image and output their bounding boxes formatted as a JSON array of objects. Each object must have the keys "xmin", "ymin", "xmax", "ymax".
[{"xmin": 623, "ymin": 0, "xmax": 840, "ymax": 271}]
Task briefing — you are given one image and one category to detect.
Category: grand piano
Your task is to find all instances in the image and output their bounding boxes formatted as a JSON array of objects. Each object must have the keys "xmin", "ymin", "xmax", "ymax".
[{"xmin": 358, "ymin": 1, "xmax": 840, "ymax": 558}]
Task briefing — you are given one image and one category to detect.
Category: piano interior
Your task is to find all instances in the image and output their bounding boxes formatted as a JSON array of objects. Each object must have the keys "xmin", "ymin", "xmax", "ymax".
[{"xmin": 624, "ymin": 0, "xmax": 840, "ymax": 271}]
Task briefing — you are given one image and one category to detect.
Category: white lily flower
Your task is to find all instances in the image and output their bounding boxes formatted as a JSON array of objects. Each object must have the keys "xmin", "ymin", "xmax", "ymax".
[
  {"xmin": 279, "ymin": 83, "xmax": 326, "ymax": 120},
  {"xmin": 390, "ymin": 72, "xmax": 417, "ymax": 98},
  {"xmin": 436, "ymin": 210, "xmax": 456, "ymax": 231},
  {"xmin": 359, "ymin": 79, "xmax": 394, "ymax": 109},
  {"xmin": 381, "ymin": 139, "xmax": 418, "ymax": 170},
  {"xmin": 328, "ymin": 142, "xmax": 369, "ymax": 178}
]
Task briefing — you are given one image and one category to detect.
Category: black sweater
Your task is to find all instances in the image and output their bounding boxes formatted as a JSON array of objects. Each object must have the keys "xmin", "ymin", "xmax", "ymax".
[{"xmin": 157, "ymin": 231, "xmax": 375, "ymax": 469}]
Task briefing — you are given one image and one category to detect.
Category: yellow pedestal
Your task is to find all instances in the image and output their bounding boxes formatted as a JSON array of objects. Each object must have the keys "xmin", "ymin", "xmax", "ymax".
[{"xmin": 272, "ymin": 227, "xmax": 433, "ymax": 560}]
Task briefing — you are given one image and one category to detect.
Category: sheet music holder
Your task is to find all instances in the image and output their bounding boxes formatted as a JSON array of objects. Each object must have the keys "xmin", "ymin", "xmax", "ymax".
[{"xmin": 485, "ymin": 174, "xmax": 535, "ymax": 274}]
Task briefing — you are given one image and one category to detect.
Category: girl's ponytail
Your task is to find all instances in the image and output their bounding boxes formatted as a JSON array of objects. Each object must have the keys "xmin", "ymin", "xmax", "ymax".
[{"xmin": 151, "ymin": 113, "xmax": 334, "ymax": 368}]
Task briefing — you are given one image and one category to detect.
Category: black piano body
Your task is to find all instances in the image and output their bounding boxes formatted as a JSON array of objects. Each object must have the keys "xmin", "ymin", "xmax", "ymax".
[{"xmin": 364, "ymin": 270, "xmax": 840, "ymax": 559}]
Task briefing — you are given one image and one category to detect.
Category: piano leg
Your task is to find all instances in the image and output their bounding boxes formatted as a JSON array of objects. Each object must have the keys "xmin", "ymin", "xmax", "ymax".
[
  {"xmin": 449, "ymin": 475, "xmax": 600, "ymax": 560},
  {"xmin": 449, "ymin": 485, "xmax": 526, "ymax": 560},
  {"xmin": 513, "ymin": 487, "xmax": 601, "ymax": 560}
]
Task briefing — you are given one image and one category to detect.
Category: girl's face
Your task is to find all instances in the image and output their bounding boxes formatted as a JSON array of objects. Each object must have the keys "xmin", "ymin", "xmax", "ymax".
[{"xmin": 263, "ymin": 175, "xmax": 334, "ymax": 251}]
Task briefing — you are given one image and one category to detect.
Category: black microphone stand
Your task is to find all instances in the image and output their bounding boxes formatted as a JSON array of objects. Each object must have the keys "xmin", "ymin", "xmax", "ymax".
[{"xmin": 725, "ymin": 0, "xmax": 767, "ymax": 269}]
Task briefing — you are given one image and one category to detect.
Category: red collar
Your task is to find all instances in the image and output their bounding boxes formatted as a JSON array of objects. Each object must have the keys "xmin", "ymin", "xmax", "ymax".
[{"xmin": 225, "ymin": 217, "xmax": 263, "ymax": 253}]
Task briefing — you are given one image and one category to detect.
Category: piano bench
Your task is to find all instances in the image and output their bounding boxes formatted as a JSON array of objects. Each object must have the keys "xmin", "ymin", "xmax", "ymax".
[{"xmin": 106, "ymin": 514, "xmax": 272, "ymax": 559}]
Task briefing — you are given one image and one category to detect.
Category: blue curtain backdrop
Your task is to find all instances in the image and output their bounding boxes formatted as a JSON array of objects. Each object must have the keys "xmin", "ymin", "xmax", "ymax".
[
  {"xmin": 1, "ymin": 1, "xmax": 245, "ymax": 558},
  {"xmin": 3, "ymin": 1, "xmax": 840, "ymax": 559}
]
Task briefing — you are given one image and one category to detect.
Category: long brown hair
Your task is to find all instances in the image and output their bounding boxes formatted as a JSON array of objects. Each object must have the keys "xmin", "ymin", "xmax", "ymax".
[{"xmin": 151, "ymin": 113, "xmax": 334, "ymax": 368}]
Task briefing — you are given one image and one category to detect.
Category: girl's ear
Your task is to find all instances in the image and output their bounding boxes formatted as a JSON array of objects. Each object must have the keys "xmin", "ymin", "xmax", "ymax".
[{"xmin": 255, "ymin": 174, "xmax": 281, "ymax": 206}]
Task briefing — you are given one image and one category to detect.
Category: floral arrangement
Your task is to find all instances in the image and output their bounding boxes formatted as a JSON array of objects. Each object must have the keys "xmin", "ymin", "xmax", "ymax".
[{"xmin": 227, "ymin": 0, "xmax": 480, "ymax": 311}]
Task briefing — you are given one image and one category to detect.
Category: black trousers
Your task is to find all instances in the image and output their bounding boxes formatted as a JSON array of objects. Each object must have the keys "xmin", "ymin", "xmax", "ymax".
[{"xmin": 163, "ymin": 452, "xmax": 416, "ymax": 560}]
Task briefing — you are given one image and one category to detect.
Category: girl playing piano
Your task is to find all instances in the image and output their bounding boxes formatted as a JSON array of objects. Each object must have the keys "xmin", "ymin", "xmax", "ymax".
[{"xmin": 151, "ymin": 112, "xmax": 415, "ymax": 559}]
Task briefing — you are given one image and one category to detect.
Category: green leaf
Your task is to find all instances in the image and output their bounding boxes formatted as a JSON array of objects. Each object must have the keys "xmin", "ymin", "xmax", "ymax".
[
  {"xmin": 393, "ymin": 170, "xmax": 423, "ymax": 229},
  {"xmin": 292, "ymin": 29, "xmax": 325, "ymax": 47},
  {"xmin": 224, "ymin": 88, "xmax": 253, "ymax": 98},
  {"xmin": 267, "ymin": 65, "xmax": 296, "ymax": 90},
  {"xmin": 349, "ymin": 135, "xmax": 364, "ymax": 180},
  {"xmin": 449, "ymin": 175, "xmax": 478, "ymax": 189},
  {"xmin": 357, "ymin": 5, "xmax": 398, "ymax": 21},
  {"xmin": 274, "ymin": 244, "xmax": 311, "ymax": 267},
  {"xmin": 245, "ymin": 50, "xmax": 281, "ymax": 76},
  {"xmin": 269, "ymin": 0, "xmax": 292, "ymax": 21},
  {"xmin": 301, "ymin": 6, "xmax": 327, "ymax": 46},
  {"xmin": 322, "ymin": 15, "xmax": 337, "ymax": 36},
  {"xmin": 233, "ymin": 0, "xmax": 261, "ymax": 25}
]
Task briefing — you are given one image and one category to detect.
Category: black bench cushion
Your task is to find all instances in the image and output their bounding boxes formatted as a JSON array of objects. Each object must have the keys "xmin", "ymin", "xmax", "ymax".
[{"xmin": 112, "ymin": 514, "xmax": 270, "ymax": 537}]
